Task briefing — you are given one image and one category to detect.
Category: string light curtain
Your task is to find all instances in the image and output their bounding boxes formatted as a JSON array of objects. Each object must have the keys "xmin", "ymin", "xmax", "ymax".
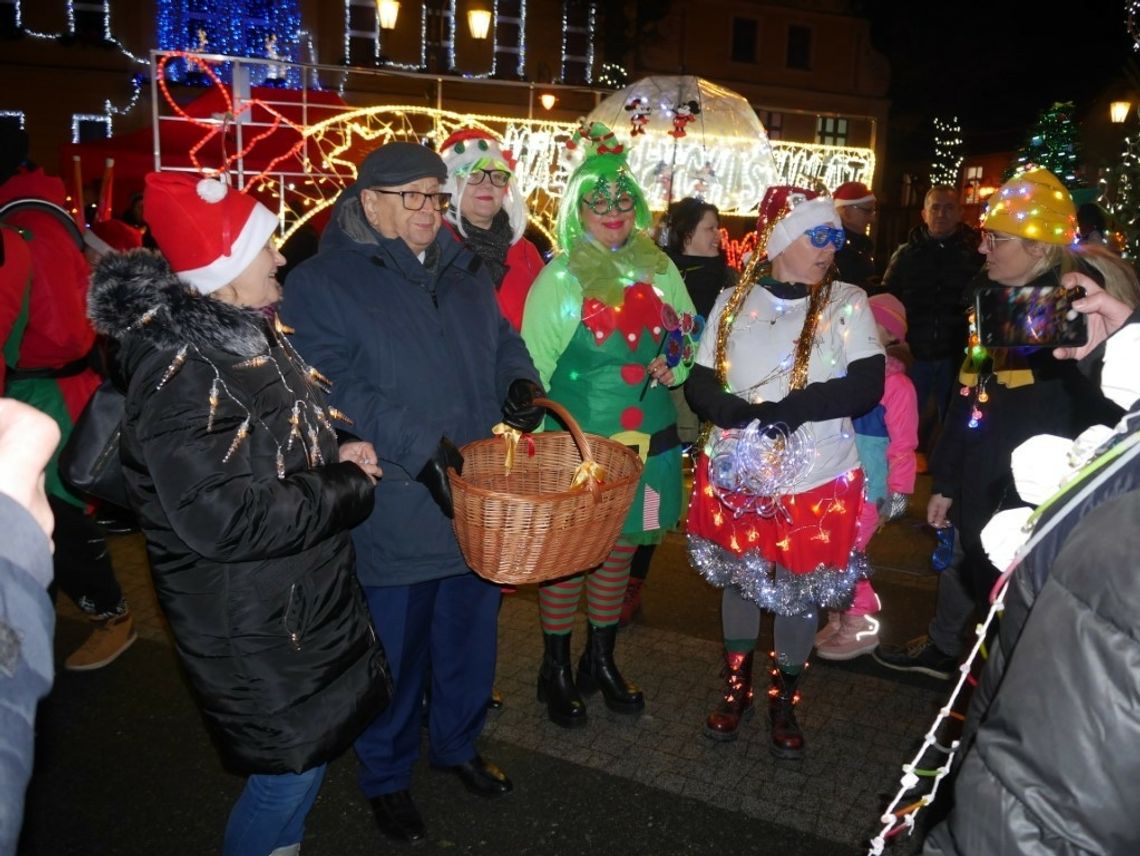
[{"xmin": 157, "ymin": 0, "xmax": 302, "ymax": 85}]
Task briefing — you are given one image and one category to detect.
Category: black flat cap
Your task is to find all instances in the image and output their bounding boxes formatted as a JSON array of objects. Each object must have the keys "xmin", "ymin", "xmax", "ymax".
[{"xmin": 357, "ymin": 141, "xmax": 447, "ymax": 188}]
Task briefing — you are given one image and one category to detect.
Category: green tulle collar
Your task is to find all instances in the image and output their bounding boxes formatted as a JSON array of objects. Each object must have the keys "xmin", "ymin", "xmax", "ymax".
[{"xmin": 566, "ymin": 231, "xmax": 669, "ymax": 306}]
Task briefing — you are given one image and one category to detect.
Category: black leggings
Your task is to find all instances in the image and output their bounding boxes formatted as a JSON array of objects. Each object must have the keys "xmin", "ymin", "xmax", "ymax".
[
  {"xmin": 628, "ymin": 544, "xmax": 656, "ymax": 581},
  {"xmin": 47, "ymin": 496, "xmax": 124, "ymax": 616}
]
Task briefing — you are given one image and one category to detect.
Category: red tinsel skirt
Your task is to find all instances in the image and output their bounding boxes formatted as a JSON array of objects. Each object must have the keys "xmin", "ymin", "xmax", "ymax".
[{"xmin": 687, "ymin": 454, "xmax": 864, "ymax": 575}]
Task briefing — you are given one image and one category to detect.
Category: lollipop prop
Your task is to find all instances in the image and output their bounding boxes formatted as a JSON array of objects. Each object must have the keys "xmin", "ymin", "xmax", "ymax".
[{"xmin": 638, "ymin": 305, "xmax": 704, "ymax": 401}]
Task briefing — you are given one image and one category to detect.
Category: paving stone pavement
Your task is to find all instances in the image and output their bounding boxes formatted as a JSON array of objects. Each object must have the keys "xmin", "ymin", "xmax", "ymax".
[
  {"xmin": 40, "ymin": 523, "xmax": 946, "ymax": 855},
  {"xmin": 486, "ymin": 597, "xmax": 936, "ymax": 854}
]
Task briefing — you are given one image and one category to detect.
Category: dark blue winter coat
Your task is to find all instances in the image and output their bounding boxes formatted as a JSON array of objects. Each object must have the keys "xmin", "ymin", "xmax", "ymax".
[{"xmin": 280, "ymin": 189, "xmax": 539, "ymax": 587}]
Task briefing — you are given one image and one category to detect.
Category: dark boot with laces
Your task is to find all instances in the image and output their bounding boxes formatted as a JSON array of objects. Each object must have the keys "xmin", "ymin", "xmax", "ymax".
[
  {"xmin": 768, "ymin": 662, "xmax": 805, "ymax": 760},
  {"xmin": 704, "ymin": 650, "xmax": 755, "ymax": 741}
]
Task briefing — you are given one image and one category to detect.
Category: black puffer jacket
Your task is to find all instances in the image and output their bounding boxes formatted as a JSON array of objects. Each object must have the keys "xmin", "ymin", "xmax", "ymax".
[
  {"xmin": 882, "ymin": 223, "xmax": 983, "ymax": 361},
  {"xmin": 924, "ymin": 392, "xmax": 1140, "ymax": 854},
  {"xmin": 88, "ymin": 251, "xmax": 391, "ymax": 775}
]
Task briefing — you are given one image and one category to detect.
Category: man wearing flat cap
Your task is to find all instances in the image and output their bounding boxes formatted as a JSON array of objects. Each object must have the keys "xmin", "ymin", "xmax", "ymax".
[{"xmin": 282, "ymin": 141, "xmax": 543, "ymax": 845}]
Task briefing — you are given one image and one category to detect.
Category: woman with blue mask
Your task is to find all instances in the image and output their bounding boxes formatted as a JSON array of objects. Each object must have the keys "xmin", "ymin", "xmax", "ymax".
[{"xmin": 684, "ymin": 187, "xmax": 885, "ymax": 758}]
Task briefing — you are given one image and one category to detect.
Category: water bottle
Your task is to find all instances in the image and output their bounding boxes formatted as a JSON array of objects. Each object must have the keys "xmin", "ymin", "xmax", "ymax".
[{"xmin": 932, "ymin": 525, "xmax": 955, "ymax": 573}]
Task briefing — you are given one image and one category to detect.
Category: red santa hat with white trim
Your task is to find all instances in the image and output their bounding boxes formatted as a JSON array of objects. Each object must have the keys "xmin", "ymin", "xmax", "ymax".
[
  {"xmin": 143, "ymin": 172, "xmax": 277, "ymax": 295},
  {"xmin": 831, "ymin": 181, "xmax": 875, "ymax": 208}
]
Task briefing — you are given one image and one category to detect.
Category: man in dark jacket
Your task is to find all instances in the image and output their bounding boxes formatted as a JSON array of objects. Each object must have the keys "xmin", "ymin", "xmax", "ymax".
[
  {"xmin": 832, "ymin": 180, "xmax": 879, "ymax": 290},
  {"xmin": 882, "ymin": 186, "xmax": 983, "ymax": 453},
  {"xmin": 281, "ymin": 142, "xmax": 544, "ymax": 846}
]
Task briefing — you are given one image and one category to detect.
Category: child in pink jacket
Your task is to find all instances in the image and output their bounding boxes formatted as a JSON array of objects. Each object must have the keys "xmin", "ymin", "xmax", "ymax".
[{"xmin": 815, "ymin": 293, "xmax": 918, "ymax": 659}]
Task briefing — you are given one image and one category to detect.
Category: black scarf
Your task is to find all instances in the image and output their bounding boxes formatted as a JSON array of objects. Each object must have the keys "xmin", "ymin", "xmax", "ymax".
[{"xmin": 460, "ymin": 210, "xmax": 512, "ymax": 287}]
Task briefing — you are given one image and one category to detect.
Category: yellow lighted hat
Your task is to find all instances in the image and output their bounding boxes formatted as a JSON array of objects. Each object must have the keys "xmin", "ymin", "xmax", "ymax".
[{"xmin": 981, "ymin": 168, "xmax": 1076, "ymax": 245}]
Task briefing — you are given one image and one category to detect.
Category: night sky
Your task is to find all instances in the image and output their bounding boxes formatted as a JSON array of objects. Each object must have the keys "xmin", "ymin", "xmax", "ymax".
[{"xmin": 863, "ymin": 1, "xmax": 1136, "ymax": 159}]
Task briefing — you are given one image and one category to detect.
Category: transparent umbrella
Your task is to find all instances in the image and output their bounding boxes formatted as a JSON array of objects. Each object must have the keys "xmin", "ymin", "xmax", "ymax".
[{"xmin": 584, "ymin": 75, "xmax": 777, "ymax": 215}]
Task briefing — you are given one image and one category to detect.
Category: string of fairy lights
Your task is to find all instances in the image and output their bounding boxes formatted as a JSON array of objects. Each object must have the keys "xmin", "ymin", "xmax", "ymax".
[
  {"xmin": 144, "ymin": 52, "xmax": 874, "ymax": 252},
  {"xmin": 930, "ymin": 116, "xmax": 963, "ymax": 186},
  {"xmin": 1127, "ymin": 0, "xmax": 1140, "ymax": 50},
  {"xmin": 7, "ymin": 0, "xmax": 147, "ymax": 139}
]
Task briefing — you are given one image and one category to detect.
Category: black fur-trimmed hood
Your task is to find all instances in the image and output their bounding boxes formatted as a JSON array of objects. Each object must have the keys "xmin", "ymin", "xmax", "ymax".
[{"xmin": 88, "ymin": 249, "xmax": 268, "ymax": 358}]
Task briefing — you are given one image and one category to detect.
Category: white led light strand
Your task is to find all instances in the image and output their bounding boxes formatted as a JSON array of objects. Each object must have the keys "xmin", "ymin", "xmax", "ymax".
[{"xmin": 71, "ymin": 112, "xmax": 112, "ymax": 144}]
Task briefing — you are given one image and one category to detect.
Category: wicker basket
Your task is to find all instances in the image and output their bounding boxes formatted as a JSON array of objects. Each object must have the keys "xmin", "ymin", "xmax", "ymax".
[{"xmin": 449, "ymin": 398, "xmax": 643, "ymax": 585}]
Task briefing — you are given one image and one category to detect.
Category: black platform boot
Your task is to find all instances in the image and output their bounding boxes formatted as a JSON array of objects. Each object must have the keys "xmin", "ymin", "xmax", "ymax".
[
  {"xmin": 768, "ymin": 663, "xmax": 805, "ymax": 760},
  {"xmin": 576, "ymin": 623, "xmax": 645, "ymax": 714},
  {"xmin": 704, "ymin": 650, "xmax": 755, "ymax": 741},
  {"xmin": 537, "ymin": 632, "xmax": 588, "ymax": 728}
]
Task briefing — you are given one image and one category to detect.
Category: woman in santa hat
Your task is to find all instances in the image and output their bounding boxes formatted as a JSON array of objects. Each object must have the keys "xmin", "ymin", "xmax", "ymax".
[
  {"xmin": 439, "ymin": 129, "xmax": 545, "ymax": 331},
  {"xmin": 86, "ymin": 172, "xmax": 392, "ymax": 856},
  {"xmin": 685, "ymin": 187, "xmax": 884, "ymax": 759}
]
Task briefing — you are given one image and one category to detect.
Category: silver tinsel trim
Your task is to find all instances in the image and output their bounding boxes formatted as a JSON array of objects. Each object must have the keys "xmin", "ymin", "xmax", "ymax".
[
  {"xmin": 886, "ymin": 491, "xmax": 908, "ymax": 522},
  {"xmin": 687, "ymin": 533, "xmax": 869, "ymax": 615}
]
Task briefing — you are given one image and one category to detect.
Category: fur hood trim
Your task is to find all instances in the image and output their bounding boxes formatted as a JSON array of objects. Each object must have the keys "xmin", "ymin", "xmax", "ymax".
[{"xmin": 88, "ymin": 249, "xmax": 268, "ymax": 357}]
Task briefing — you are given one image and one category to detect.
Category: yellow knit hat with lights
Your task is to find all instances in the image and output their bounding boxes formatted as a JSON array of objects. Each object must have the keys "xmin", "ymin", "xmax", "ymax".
[{"xmin": 981, "ymin": 167, "xmax": 1076, "ymax": 245}]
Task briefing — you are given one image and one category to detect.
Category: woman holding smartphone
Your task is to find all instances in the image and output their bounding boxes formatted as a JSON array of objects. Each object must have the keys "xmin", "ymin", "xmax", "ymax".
[{"xmin": 875, "ymin": 168, "xmax": 1140, "ymax": 677}]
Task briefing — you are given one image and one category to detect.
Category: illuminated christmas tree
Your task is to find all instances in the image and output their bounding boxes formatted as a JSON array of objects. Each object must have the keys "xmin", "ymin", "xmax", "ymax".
[
  {"xmin": 1005, "ymin": 101, "xmax": 1080, "ymax": 187},
  {"xmin": 930, "ymin": 116, "xmax": 964, "ymax": 186},
  {"xmin": 1102, "ymin": 132, "xmax": 1140, "ymax": 257}
]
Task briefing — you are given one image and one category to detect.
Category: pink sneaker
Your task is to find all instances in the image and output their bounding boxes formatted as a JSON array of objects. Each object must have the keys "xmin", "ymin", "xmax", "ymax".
[
  {"xmin": 815, "ymin": 613, "xmax": 880, "ymax": 661},
  {"xmin": 814, "ymin": 611, "xmax": 842, "ymax": 647}
]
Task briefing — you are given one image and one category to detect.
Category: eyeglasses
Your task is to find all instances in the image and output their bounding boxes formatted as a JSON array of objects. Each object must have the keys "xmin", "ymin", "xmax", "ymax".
[
  {"xmin": 582, "ymin": 193, "xmax": 637, "ymax": 215},
  {"xmin": 803, "ymin": 225, "xmax": 845, "ymax": 250},
  {"xmin": 465, "ymin": 169, "xmax": 511, "ymax": 187},
  {"xmin": 367, "ymin": 188, "xmax": 452, "ymax": 212},
  {"xmin": 979, "ymin": 229, "xmax": 1018, "ymax": 251}
]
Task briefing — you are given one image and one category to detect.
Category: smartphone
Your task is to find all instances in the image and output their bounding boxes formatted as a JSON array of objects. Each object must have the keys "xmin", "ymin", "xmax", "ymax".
[{"xmin": 974, "ymin": 284, "xmax": 1088, "ymax": 348}]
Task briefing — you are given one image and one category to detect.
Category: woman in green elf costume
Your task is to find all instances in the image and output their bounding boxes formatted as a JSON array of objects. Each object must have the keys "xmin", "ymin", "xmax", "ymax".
[{"xmin": 520, "ymin": 123, "xmax": 698, "ymax": 728}]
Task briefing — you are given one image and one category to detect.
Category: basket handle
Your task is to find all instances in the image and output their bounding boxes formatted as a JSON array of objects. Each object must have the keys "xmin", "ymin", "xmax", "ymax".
[
  {"xmin": 534, "ymin": 398, "xmax": 595, "ymax": 466},
  {"xmin": 533, "ymin": 398, "xmax": 605, "ymax": 502}
]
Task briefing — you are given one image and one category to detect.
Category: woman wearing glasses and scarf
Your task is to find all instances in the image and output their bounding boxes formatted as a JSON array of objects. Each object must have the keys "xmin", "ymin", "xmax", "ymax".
[
  {"xmin": 440, "ymin": 129, "xmax": 545, "ymax": 332},
  {"xmin": 520, "ymin": 123, "xmax": 697, "ymax": 729},
  {"xmin": 685, "ymin": 188, "xmax": 885, "ymax": 759}
]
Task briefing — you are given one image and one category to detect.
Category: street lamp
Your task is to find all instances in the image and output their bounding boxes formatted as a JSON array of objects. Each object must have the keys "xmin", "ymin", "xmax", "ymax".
[
  {"xmin": 377, "ymin": 0, "xmax": 400, "ymax": 31},
  {"xmin": 1110, "ymin": 99, "xmax": 1132, "ymax": 124},
  {"xmin": 467, "ymin": 8, "xmax": 492, "ymax": 40}
]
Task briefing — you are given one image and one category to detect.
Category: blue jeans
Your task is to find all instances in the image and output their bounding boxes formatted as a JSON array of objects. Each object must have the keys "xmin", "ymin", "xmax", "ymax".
[{"xmin": 223, "ymin": 765, "xmax": 326, "ymax": 856}]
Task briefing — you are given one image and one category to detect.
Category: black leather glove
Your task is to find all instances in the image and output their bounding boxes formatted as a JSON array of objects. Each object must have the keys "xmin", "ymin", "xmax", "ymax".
[
  {"xmin": 736, "ymin": 401, "xmax": 785, "ymax": 432},
  {"xmin": 501, "ymin": 378, "xmax": 545, "ymax": 433},
  {"xmin": 416, "ymin": 436, "xmax": 464, "ymax": 518}
]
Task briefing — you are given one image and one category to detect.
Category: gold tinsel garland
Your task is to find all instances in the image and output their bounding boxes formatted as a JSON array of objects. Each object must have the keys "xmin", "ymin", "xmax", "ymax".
[{"xmin": 697, "ymin": 259, "xmax": 834, "ymax": 452}]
